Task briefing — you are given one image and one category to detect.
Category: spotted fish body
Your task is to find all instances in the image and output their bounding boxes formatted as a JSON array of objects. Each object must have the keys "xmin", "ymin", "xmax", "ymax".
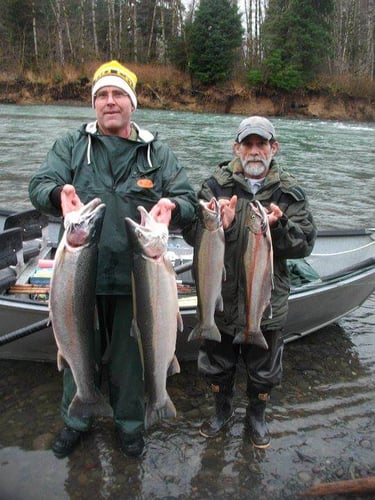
[
  {"xmin": 188, "ymin": 198, "xmax": 225, "ymax": 343},
  {"xmin": 234, "ymin": 200, "xmax": 273, "ymax": 349},
  {"xmin": 125, "ymin": 206, "xmax": 182, "ymax": 430},
  {"xmin": 50, "ymin": 198, "xmax": 113, "ymax": 419}
]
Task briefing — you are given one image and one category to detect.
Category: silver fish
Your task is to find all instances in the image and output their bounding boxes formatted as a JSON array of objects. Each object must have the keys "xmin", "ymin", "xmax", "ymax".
[
  {"xmin": 125, "ymin": 206, "xmax": 182, "ymax": 430},
  {"xmin": 188, "ymin": 198, "xmax": 225, "ymax": 342},
  {"xmin": 233, "ymin": 200, "xmax": 273, "ymax": 349},
  {"xmin": 50, "ymin": 198, "xmax": 113, "ymax": 419}
]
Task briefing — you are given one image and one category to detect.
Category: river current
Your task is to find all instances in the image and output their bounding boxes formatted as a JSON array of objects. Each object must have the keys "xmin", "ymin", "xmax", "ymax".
[
  {"xmin": 0, "ymin": 104, "xmax": 374, "ymax": 499},
  {"xmin": 0, "ymin": 104, "xmax": 374, "ymax": 229}
]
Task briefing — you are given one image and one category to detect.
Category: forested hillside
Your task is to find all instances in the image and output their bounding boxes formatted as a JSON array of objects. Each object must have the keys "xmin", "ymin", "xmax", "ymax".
[{"xmin": 0, "ymin": 1, "xmax": 374, "ymax": 121}]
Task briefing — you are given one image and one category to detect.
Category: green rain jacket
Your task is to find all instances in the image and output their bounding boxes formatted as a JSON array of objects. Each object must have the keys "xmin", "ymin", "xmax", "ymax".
[
  {"xmin": 29, "ymin": 121, "xmax": 197, "ymax": 295},
  {"xmin": 194, "ymin": 157, "xmax": 317, "ymax": 334}
]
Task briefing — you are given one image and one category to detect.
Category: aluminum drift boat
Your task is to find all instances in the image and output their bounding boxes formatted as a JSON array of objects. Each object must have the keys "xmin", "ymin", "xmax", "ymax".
[{"xmin": 0, "ymin": 208, "xmax": 374, "ymax": 362}]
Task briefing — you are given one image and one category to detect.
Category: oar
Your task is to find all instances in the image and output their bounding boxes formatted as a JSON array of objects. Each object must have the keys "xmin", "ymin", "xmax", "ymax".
[
  {"xmin": 0, "ymin": 318, "xmax": 50, "ymax": 347},
  {"xmin": 174, "ymin": 262, "xmax": 192, "ymax": 275}
]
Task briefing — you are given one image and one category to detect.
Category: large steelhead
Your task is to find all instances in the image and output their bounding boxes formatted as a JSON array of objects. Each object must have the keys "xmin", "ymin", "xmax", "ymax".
[
  {"xmin": 234, "ymin": 200, "xmax": 273, "ymax": 349},
  {"xmin": 50, "ymin": 198, "xmax": 112, "ymax": 419},
  {"xmin": 125, "ymin": 206, "xmax": 182, "ymax": 430},
  {"xmin": 188, "ymin": 198, "xmax": 225, "ymax": 342}
]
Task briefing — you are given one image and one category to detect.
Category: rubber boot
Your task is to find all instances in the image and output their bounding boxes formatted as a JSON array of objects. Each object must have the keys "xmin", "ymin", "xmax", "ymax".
[
  {"xmin": 247, "ymin": 392, "xmax": 271, "ymax": 449},
  {"xmin": 117, "ymin": 427, "xmax": 145, "ymax": 458},
  {"xmin": 52, "ymin": 425, "xmax": 85, "ymax": 459},
  {"xmin": 199, "ymin": 384, "xmax": 234, "ymax": 438}
]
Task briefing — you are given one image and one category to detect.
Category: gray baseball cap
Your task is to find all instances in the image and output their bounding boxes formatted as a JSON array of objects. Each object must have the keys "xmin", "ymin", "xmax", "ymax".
[{"xmin": 236, "ymin": 116, "xmax": 275, "ymax": 142}]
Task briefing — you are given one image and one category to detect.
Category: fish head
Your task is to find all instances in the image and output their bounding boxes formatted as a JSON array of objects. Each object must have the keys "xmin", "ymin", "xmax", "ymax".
[
  {"xmin": 64, "ymin": 198, "xmax": 106, "ymax": 248},
  {"xmin": 199, "ymin": 197, "xmax": 222, "ymax": 231},
  {"xmin": 246, "ymin": 201, "xmax": 268, "ymax": 234},
  {"xmin": 125, "ymin": 206, "xmax": 169, "ymax": 259}
]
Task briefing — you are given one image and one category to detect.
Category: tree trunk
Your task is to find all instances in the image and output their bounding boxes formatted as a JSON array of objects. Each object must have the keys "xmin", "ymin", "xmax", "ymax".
[
  {"xmin": 108, "ymin": 0, "xmax": 114, "ymax": 59},
  {"xmin": 92, "ymin": 0, "xmax": 99, "ymax": 57},
  {"xmin": 51, "ymin": 0, "xmax": 65, "ymax": 65},
  {"xmin": 62, "ymin": 0, "xmax": 74, "ymax": 59},
  {"xmin": 147, "ymin": 0, "xmax": 158, "ymax": 61},
  {"xmin": 32, "ymin": 1, "xmax": 38, "ymax": 65},
  {"xmin": 133, "ymin": 0, "xmax": 138, "ymax": 62}
]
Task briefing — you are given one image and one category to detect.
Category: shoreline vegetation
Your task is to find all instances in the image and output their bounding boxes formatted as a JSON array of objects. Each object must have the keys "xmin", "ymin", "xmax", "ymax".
[{"xmin": 1, "ymin": 64, "xmax": 374, "ymax": 122}]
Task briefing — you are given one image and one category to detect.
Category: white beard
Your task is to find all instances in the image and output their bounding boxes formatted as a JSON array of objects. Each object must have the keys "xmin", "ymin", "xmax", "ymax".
[{"xmin": 243, "ymin": 157, "xmax": 272, "ymax": 178}]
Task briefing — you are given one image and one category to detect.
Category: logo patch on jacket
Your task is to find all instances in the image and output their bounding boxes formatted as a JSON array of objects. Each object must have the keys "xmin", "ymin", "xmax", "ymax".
[{"xmin": 137, "ymin": 178, "xmax": 154, "ymax": 188}]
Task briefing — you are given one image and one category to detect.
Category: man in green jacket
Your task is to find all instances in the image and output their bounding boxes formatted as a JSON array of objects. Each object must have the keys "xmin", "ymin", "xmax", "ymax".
[
  {"xmin": 193, "ymin": 116, "xmax": 316, "ymax": 448},
  {"xmin": 29, "ymin": 60, "xmax": 197, "ymax": 458}
]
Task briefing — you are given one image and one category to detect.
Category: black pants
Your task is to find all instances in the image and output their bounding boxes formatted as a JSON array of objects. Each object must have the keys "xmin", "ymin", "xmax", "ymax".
[{"xmin": 197, "ymin": 329, "xmax": 284, "ymax": 394}]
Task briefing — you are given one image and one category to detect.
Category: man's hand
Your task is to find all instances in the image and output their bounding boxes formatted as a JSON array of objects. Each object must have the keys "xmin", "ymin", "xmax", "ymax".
[
  {"xmin": 150, "ymin": 198, "xmax": 176, "ymax": 226},
  {"xmin": 219, "ymin": 195, "xmax": 237, "ymax": 230},
  {"xmin": 267, "ymin": 202, "xmax": 283, "ymax": 226},
  {"xmin": 61, "ymin": 184, "xmax": 84, "ymax": 217}
]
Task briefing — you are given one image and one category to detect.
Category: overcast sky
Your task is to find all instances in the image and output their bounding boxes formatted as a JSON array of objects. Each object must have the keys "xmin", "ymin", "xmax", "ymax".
[{"xmin": 182, "ymin": 1, "xmax": 249, "ymax": 25}]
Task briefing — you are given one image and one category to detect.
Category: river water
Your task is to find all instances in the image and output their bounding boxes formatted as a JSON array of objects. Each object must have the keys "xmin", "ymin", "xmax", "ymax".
[{"xmin": 0, "ymin": 105, "xmax": 374, "ymax": 499}]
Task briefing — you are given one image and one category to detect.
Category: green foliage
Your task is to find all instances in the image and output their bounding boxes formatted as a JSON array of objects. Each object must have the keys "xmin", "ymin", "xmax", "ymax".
[
  {"xmin": 187, "ymin": 0, "xmax": 243, "ymax": 86},
  {"xmin": 247, "ymin": 69, "xmax": 263, "ymax": 87},
  {"xmin": 264, "ymin": 50, "xmax": 304, "ymax": 92},
  {"xmin": 169, "ymin": 18, "xmax": 192, "ymax": 73},
  {"xmin": 261, "ymin": 0, "xmax": 334, "ymax": 91},
  {"xmin": 169, "ymin": 36, "xmax": 189, "ymax": 72}
]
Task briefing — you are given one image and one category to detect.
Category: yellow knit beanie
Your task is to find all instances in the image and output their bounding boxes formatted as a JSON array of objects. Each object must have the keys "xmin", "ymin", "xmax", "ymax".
[{"xmin": 92, "ymin": 60, "xmax": 137, "ymax": 109}]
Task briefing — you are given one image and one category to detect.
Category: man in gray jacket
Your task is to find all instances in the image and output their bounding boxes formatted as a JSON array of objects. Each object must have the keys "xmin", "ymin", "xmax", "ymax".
[
  {"xmin": 29, "ymin": 60, "xmax": 197, "ymax": 459},
  {"xmin": 194, "ymin": 116, "xmax": 316, "ymax": 448}
]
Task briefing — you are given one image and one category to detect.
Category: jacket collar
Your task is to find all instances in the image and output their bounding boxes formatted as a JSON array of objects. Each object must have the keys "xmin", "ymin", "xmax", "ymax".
[{"xmin": 84, "ymin": 121, "xmax": 155, "ymax": 143}]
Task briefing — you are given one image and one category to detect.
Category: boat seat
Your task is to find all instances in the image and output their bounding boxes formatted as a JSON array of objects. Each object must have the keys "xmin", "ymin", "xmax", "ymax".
[
  {"xmin": 4, "ymin": 209, "xmax": 49, "ymax": 263},
  {"xmin": 0, "ymin": 228, "xmax": 24, "ymax": 290},
  {"xmin": 0, "ymin": 267, "xmax": 17, "ymax": 293}
]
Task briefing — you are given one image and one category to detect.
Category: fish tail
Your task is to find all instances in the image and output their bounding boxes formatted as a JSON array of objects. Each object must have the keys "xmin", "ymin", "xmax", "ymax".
[
  {"xmin": 145, "ymin": 396, "xmax": 177, "ymax": 429},
  {"xmin": 167, "ymin": 355, "xmax": 181, "ymax": 376},
  {"xmin": 233, "ymin": 330, "xmax": 269, "ymax": 350},
  {"xmin": 68, "ymin": 390, "xmax": 113, "ymax": 419},
  {"xmin": 187, "ymin": 323, "xmax": 221, "ymax": 342}
]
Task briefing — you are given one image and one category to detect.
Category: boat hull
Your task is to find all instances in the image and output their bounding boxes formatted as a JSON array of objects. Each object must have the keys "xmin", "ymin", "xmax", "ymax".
[
  {"xmin": 1, "ymin": 209, "xmax": 374, "ymax": 362},
  {"xmin": 0, "ymin": 265, "xmax": 374, "ymax": 362}
]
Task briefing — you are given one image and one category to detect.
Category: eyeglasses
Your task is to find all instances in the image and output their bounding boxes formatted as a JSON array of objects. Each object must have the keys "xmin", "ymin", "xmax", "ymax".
[{"xmin": 95, "ymin": 90, "xmax": 129, "ymax": 102}]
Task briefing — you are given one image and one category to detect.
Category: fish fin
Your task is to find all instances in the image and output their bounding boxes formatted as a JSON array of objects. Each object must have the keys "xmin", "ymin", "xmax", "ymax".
[
  {"xmin": 130, "ymin": 319, "xmax": 145, "ymax": 380},
  {"xmin": 57, "ymin": 351, "xmax": 68, "ymax": 371},
  {"xmin": 264, "ymin": 303, "xmax": 272, "ymax": 319},
  {"xmin": 131, "ymin": 272, "xmax": 137, "ymax": 316},
  {"xmin": 130, "ymin": 318, "xmax": 141, "ymax": 340},
  {"xmin": 222, "ymin": 266, "xmax": 226, "ymax": 282},
  {"xmin": 233, "ymin": 330, "xmax": 269, "ymax": 350},
  {"xmin": 167, "ymin": 355, "xmax": 181, "ymax": 376},
  {"xmin": 164, "ymin": 256, "xmax": 175, "ymax": 273},
  {"xmin": 216, "ymin": 294, "xmax": 224, "ymax": 312},
  {"xmin": 177, "ymin": 311, "xmax": 184, "ymax": 332},
  {"xmin": 188, "ymin": 323, "xmax": 221, "ymax": 342},
  {"xmin": 68, "ymin": 389, "xmax": 113, "ymax": 419},
  {"xmin": 145, "ymin": 396, "xmax": 177, "ymax": 429}
]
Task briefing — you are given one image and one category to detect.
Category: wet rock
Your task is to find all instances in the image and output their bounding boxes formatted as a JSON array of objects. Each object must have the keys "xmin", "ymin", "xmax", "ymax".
[
  {"xmin": 336, "ymin": 467, "xmax": 345, "ymax": 478},
  {"xmin": 32, "ymin": 433, "xmax": 54, "ymax": 450},
  {"xmin": 298, "ymin": 471, "xmax": 312, "ymax": 483},
  {"xmin": 360, "ymin": 439, "xmax": 372, "ymax": 449},
  {"xmin": 78, "ymin": 472, "xmax": 88, "ymax": 485}
]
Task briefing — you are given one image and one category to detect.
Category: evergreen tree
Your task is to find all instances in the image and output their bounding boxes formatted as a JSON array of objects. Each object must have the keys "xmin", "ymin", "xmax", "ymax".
[
  {"xmin": 261, "ymin": 0, "xmax": 334, "ymax": 91},
  {"xmin": 187, "ymin": 0, "xmax": 243, "ymax": 86}
]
